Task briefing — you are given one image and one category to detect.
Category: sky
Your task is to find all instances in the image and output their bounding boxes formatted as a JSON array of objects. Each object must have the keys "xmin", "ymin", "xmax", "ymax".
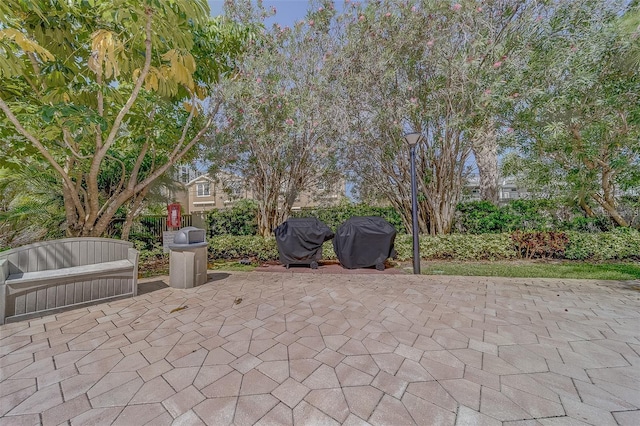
[{"xmin": 208, "ymin": 1, "xmax": 313, "ymax": 25}]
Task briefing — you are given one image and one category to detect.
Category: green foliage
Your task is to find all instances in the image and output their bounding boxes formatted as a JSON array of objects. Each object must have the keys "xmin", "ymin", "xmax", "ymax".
[
  {"xmin": 207, "ymin": 200, "xmax": 258, "ymax": 236},
  {"xmin": 412, "ymin": 234, "xmax": 517, "ymax": 261},
  {"xmin": 290, "ymin": 204, "xmax": 404, "ymax": 233},
  {"xmin": 205, "ymin": 230, "xmax": 638, "ymax": 263},
  {"xmin": 455, "ymin": 200, "xmax": 560, "ymax": 233},
  {"xmin": 208, "ymin": 235, "xmax": 279, "ymax": 261},
  {"xmin": 510, "ymin": 231, "xmax": 569, "ymax": 259},
  {"xmin": 565, "ymin": 228, "xmax": 640, "ymax": 260},
  {"xmin": 0, "ymin": 0, "xmax": 252, "ymax": 237},
  {"xmin": 506, "ymin": 0, "xmax": 640, "ymax": 226}
]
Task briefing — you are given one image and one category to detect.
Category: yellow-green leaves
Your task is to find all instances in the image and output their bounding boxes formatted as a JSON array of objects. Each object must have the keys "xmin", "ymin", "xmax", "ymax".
[
  {"xmin": 0, "ymin": 28, "xmax": 54, "ymax": 77},
  {"xmin": 162, "ymin": 49, "xmax": 196, "ymax": 90},
  {"xmin": 88, "ymin": 29, "xmax": 124, "ymax": 79}
]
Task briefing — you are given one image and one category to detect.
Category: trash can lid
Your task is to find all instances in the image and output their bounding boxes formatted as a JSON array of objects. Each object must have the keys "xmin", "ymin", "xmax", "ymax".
[{"xmin": 174, "ymin": 226, "xmax": 206, "ymax": 244}]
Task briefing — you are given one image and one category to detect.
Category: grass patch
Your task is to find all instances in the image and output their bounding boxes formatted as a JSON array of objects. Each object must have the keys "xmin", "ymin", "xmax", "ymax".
[
  {"xmin": 209, "ymin": 260, "xmax": 257, "ymax": 272},
  {"xmin": 420, "ymin": 261, "xmax": 640, "ymax": 280}
]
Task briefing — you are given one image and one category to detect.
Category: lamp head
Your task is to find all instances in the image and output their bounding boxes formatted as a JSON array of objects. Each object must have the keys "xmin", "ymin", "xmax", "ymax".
[{"xmin": 404, "ymin": 132, "xmax": 422, "ymax": 147}]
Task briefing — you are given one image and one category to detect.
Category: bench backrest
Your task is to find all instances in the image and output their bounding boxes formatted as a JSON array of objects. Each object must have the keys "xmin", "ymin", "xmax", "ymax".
[{"xmin": 0, "ymin": 238, "xmax": 133, "ymax": 275}]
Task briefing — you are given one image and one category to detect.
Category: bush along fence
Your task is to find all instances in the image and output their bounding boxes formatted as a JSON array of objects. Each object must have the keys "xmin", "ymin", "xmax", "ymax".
[{"xmin": 206, "ymin": 228, "xmax": 640, "ymax": 263}]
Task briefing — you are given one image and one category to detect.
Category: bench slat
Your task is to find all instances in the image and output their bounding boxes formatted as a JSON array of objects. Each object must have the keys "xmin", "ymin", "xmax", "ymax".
[{"xmin": 6, "ymin": 260, "xmax": 134, "ymax": 295}]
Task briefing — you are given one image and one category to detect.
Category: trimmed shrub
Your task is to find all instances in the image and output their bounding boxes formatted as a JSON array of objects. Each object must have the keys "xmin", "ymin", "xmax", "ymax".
[
  {"xmin": 565, "ymin": 228, "xmax": 640, "ymax": 260},
  {"xmin": 291, "ymin": 203, "xmax": 405, "ymax": 233},
  {"xmin": 208, "ymin": 235, "xmax": 279, "ymax": 261},
  {"xmin": 510, "ymin": 231, "xmax": 569, "ymax": 259},
  {"xmin": 207, "ymin": 200, "xmax": 258, "ymax": 236},
  {"xmin": 205, "ymin": 231, "xmax": 639, "ymax": 263}
]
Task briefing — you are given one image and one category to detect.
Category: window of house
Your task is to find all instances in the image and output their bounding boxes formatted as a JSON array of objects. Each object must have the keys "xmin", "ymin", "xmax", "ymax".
[{"xmin": 196, "ymin": 182, "xmax": 210, "ymax": 197}]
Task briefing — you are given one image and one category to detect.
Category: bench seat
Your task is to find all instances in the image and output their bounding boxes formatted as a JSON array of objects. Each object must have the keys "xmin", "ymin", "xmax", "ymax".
[
  {"xmin": 4, "ymin": 260, "xmax": 135, "ymax": 294},
  {"xmin": 1, "ymin": 238, "xmax": 138, "ymax": 324}
]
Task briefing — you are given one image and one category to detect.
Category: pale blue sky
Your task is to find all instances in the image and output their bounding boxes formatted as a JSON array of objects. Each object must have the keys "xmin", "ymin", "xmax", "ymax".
[{"xmin": 208, "ymin": 1, "xmax": 313, "ymax": 25}]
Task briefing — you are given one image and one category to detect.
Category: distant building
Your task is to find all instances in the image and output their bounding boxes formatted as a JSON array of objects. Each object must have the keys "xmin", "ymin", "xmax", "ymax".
[
  {"xmin": 463, "ymin": 176, "xmax": 529, "ymax": 203},
  {"xmin": 180, "ymin": 172, "xmax": 346, "ymax": 214}
]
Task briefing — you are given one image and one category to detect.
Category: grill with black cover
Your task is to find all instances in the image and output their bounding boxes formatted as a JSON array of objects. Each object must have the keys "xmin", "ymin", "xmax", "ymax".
[
  {"xmin": 274, "ymin": 218, "xmax": 334, "ymax": 269},
  {"xmin": 333, "ymin": 216, "xmax": 397, "ymax": 270}
]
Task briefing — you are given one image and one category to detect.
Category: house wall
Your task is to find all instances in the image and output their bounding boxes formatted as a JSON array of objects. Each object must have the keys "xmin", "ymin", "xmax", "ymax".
[{"xmin": 186, "ymin": 175, "xmax": 346, "ymax": 213}]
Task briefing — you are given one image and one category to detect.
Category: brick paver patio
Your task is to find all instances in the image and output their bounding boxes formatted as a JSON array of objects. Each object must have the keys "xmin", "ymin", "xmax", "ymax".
[{"xmin": 1, "ymin": 271, "xmax": 639, "ymax": 425}]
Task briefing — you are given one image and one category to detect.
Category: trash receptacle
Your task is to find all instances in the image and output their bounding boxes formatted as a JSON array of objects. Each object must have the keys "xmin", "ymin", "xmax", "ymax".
[
  {"xmin": 274, "ymin": 218, "xmax": 334, "ymax": 269},
  {"xmin": 333, "ymin": 216, "xmax": 397, "ymax": 270},
  {"xmin": 169, "ymin": 226, "xmax": 208, "ymax": 288}
]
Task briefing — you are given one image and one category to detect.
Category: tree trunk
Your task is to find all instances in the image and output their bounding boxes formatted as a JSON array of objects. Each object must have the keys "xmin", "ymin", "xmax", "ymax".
[
  {"xmin": 591, "ymin": 193, "xmax": 629, "ymax": 227},
  {"xmin": 472, "ymin": 125, "xmax": 499, "ymax": 204},
  {"xmin": 121, "ymin": 187, "xmax": 149, "ymax": 241},
  {"xmin": 578, "ymin": 198, "xmax": 595, "ymax": 218}
]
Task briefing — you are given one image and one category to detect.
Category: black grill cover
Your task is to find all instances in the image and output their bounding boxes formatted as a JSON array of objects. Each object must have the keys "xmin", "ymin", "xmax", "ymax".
[
  {"xmin": 274, "ymin": 218, "xmax": 334, "ymax": 266},
  {"xmin": 333, "ymin": 216, "xmax": 397, "ymax": 269}
]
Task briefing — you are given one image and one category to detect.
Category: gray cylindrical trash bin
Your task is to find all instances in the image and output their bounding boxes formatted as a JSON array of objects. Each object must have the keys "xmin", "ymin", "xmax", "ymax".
[{"xmin": 169, "ymin": 227, "xmax": 208, "ymax": 289}]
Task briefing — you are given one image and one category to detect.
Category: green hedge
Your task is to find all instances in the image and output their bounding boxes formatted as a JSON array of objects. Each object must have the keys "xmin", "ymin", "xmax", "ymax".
[
  {"xmin": 207, "ymin": 230, "xmax": 639, "ymax": 262},
  {"xmin": 291, "ymin": 204, "xmax": 405, "ymax": 233},
  {"xmin": 565, "ymin": 228, "xmax": 640, "ymax": 260}
]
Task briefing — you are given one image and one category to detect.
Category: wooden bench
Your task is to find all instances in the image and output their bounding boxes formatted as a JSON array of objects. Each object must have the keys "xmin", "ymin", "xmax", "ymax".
[{"xmin": 0, "ymin": 238, "xmax": 138, "ymax": 324}]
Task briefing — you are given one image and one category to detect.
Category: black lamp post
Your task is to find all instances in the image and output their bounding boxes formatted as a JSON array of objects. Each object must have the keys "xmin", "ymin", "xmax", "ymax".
[{"xmin": 404, "ymin": 132, "xmax": 423, "ymax": 274}]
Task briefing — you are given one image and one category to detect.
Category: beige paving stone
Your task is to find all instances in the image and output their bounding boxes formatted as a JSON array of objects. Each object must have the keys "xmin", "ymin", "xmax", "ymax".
[
  {"xmin": 87, "ymin": 371, "xmax": 138, "ymax": 399},
  {"xmin": 7, "ymin": 383, "xmax": 62, "ymax": 415},
  {"xmin": 402, "ymin": 391, "xmax": 456, "ymax": 425},
  {"xmin": 304, "ymin": 388, "xmax": 350, "ymax": 422},
  {"xmin": 288, "ymin": 358, "xmax": 320, "ymax": 381},
  {"xmin": 272, "ymin": 377, "xmax": 311, "ymax": 408},
  {"xmin": 162, "ymin": 385, "xmax": 205, "ymax": 418},
  {"xmin": 343, "ymin": 354, "xmax": 380, "ymax": 376},
  {"xmin": 255, "ymin": 402, "xmax": 293, "ymax": 425},
  {"xmin": 456, "ymin": 405, "xmax": 502, "ymax": 426},
  {"xmin": 90, "ymin": 377, "xmax": 143, "ymax": 408},
  {"xmin": 171, "ymin": 409, "xmax": 206, "ymax": 426},
  {"xmin": 129, "ymin": 376, "xmax": 175, "ymax": 404},
  {"xmin": 560, "ymin": 395, "xmax": 618, "ymax": 426},
  {"xmin": 302, "ymin": 364, "xmax": 340, "ymax": 389},
  {"xmin": 406, "ymin": 381, "xmax": 458, "ymax": 412},
  {"xmin": 371, "ymin": 370, "xmax": 408, "ymax": 399},
  {"xmin": 500, "ymin": 374, "xmax": 562, "ymax": 403},
  {"xmin": 501, "ymin": 385, "xmax": 565, "ymax": 418},
  {"xmin": 234, "ymin": 394, "xmax": 279, "ymax": 426},
  {"xmin": 70, "ymin": 407, "xmax": 123, "ymax": 425},
  {"xmin": 193, "ymin": 397, "xmax": 237, "ymax": 426},
  {"xmin": 239, "ymin": 369, "xmax": 279, "ymax": 395},
  {"xmin": 0, "ymin": 413, "xmax": 40, "ymax": 426},
  {"xmin": 369, "ymin": 394, "xmax": 416, "ymax": 426},
  {"xmin": 587, "ymin": 365, "xmax": 640, "ymax": 390},
  {"xmin": 41, "ymin": 394, "xmax": 91, "ymax": 426},
  {"xmin": 396, "ymin": 358, "xmax": 434, "ymax": 382},
  {"xmin": 573, "ymin": 379, "xmax": 637, "ymax": 411},
  {"xmin": 162, "ymin": 366, "xmax": 199, "ymax": 392},
  {"xmin": 613, "ymin": 410, "xmax": 640, "ymax": 426},
  {"xmin": 201, "ymin": 370, "xmax": 242, "ymax": 398},
  {"xmin": 0, "ymin": 385, "xmax": 37, "ymax": 417},
  {"xmin": 111, "ymin": 403, "xmax": 167, "ymax": 426},
  {"xmin": 293, "ymin": 400, "xmax": 341, "ymax": 426}
]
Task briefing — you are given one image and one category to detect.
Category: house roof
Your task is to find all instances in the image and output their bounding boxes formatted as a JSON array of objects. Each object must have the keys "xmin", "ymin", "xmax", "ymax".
[{"xmin": 185, "ymin": 174, "xmax": 216, "ymax": 187}]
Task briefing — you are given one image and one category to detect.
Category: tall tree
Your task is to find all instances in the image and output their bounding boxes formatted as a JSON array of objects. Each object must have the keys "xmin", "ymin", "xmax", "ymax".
[
  {"xmin": 505, "ymin": 0, "xmax": 640, "ymax": 226},
  {"xmin": 210, "ymin": 1, "xmax": 341, "ymax": 236},
  {"xmin": 336, "ymin": 0, "xmax": 537, "ymax": 233},
  {"xmin": 0, "ymin": 0, "xmax": 251, "ymax": 237}
]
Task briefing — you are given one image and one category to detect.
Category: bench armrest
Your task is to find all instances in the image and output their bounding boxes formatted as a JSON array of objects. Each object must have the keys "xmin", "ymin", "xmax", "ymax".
[
  {"xmin": 1, "ymin": 259, "xmax": 7, "ymax": 324},
  {"xmin": 0, "ymin": 258, "xmax": 7, "ymax": 285},
  {"xmin": 128, "ymin": 248, "xmax": 139, "ymax": 296}
]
